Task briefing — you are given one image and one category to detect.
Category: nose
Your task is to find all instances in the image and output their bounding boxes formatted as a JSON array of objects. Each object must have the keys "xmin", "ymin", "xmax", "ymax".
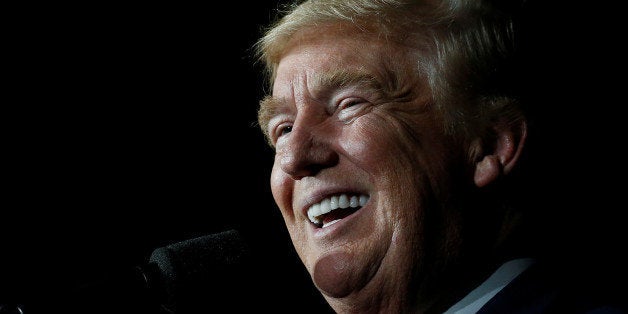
[{"xmin": 277, "ymin": 124, "xmax": 339, "ymax": 180}]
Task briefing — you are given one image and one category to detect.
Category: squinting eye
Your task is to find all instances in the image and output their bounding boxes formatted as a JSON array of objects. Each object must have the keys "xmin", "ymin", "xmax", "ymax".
[
  {"xmin": 343, "ymin": 100, "xmax": 360, "ymax": 108},
  {"xmin": 338, "ymin": 98, "xmax": 367, "ymax": 111},
  {"xmin": 276, "ymin": 125, "xmax": 293, "ymax": 138},
  {"xmin": 337, "ymin": 98, "xmax": 369, "ymax": 123},
  {"xmin": 268, "ymin": 119, "xmax": 294, "ymax": 145}
]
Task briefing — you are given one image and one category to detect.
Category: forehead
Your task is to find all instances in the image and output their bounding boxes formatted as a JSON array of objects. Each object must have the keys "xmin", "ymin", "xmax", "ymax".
[{"xmin": 273, "ymin": 25, "xmax": 415, "ymax": 94}]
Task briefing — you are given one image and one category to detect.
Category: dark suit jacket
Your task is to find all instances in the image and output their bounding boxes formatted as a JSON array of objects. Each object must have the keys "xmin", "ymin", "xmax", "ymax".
[{"xmin": 477, "ymin": 260, "xmax": 626, "ymax": 314}]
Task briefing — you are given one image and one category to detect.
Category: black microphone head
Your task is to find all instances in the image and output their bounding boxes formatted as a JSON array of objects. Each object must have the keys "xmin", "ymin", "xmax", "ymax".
[{"xmin": 147, "ymin": 229, "xmax": 251, "ymax": 313}]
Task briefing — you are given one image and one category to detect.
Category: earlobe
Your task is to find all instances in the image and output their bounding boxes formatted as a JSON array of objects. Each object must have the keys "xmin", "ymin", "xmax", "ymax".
[
  {"xmin": 473, "ymin": 120, "xmax": 527, "ymax": 187},
  {"xmin": 474, "ymin": 155, "xmax": 501, "ymax": 187}
]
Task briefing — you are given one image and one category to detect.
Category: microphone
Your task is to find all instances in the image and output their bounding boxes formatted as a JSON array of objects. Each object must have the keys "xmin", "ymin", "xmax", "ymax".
[
  {"xmin": 146, "ymin": 229, "xmax": 251, "ymax": 313},
  {"xmin": 67, "ymin": 229, "xmax": 252, "ymax": 314}
]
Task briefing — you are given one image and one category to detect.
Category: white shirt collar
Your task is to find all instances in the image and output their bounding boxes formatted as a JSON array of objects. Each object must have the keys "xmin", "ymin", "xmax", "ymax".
[{"xmin": 443, "ymin": 258, "xmax": 536, "ymax": 314}]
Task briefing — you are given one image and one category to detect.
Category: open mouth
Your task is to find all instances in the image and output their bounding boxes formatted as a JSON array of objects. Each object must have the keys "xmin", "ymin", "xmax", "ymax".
[{"xmin": 307, "ymin": 194, "xmax": 369, "ymax": 228}]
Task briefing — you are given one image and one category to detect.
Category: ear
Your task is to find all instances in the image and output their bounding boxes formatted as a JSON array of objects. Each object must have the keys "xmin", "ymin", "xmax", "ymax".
[{"xmin": 473, "ymin": 119, "xmax": 527, "ymax": 188}]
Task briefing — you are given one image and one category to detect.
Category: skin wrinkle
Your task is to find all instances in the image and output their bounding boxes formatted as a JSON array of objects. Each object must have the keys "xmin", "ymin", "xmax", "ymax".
[
  {"xmin": 371, "ymin": 94, "xmax": 462, "ymax": 204},
  {"xmin": 261, "ymin": 70, "xmax": 390, "ymax": 146},
  {"xmin": 259, "ymin": 20, "xmax": 428, "ymax": 143}
]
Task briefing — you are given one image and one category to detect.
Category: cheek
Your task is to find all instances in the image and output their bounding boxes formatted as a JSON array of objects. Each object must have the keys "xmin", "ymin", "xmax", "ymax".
[
  {"xmin": 270, "ymin": 160, "xmax": 295, "ymax": 221},
  {"xmin": 340, "ymin": 114, "xmax": 455, "ymax": 225},
  {"xmin": 339, "ymin": 117, "xmax": 410, "ymax": 174}
]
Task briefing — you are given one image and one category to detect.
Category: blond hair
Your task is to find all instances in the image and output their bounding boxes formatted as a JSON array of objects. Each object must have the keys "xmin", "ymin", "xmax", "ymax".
[{"xmin": 255, "ymin": 0, "xmax": 525, "ymax": 141}]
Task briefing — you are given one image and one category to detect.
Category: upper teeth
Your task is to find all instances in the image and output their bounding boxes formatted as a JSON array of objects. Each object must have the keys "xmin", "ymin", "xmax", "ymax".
[{"xmin": 307, "ymin": 193, "xmax": 369, "ymax": 226}]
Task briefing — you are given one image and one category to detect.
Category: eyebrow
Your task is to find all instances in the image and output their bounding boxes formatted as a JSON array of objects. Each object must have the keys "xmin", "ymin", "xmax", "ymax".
[
  {"xmin": 315, "ymin": 69, "xmax": 384, "ymax": 93},
  {"xmin": 257, "ymin": 69, "xmax": 385, "ymax": 144},
  {"xmin": 258, "ymin": 95, "xmax": 284, "ymax": 144}
]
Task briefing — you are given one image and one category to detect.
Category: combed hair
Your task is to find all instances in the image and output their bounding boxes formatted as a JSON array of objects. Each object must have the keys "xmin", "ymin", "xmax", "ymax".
[{"xmin": 255, "ymin": 0, "xmax": 527, "ymax": 141}]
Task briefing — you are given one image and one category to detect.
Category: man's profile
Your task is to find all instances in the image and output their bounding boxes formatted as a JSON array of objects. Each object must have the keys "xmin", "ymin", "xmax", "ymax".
[{"xmin": 251, "ymin": 0, "xmax": 626, "ymax": 313}]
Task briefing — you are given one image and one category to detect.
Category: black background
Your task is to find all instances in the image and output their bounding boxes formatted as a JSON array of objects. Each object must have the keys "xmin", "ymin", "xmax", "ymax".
[
  {"xmin": 2, "ymin": 1, "xmax": 625, "ymax": 313},
  {"xmin": 3, "ymin": 1, "xmax": 332, "ymax": 313}
]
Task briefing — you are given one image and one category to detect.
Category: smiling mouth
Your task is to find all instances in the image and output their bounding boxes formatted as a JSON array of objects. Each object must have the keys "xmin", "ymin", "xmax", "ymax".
[{"xmin": 307, "ymin": 193, "xmax": 369, "ymax": 228}]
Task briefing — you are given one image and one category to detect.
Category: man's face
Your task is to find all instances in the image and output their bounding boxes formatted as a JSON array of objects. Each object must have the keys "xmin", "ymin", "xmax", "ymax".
[{"xmin": 262, "ymin": 26, "xmax": 470, "ymax": 311}]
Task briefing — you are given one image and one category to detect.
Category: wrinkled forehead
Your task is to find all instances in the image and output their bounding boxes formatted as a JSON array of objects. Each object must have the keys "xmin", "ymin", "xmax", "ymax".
[
  {"xmin": 268, "ymin": 20, "xmax": 424, "ymax": 83},
  {"xmin": 273, "ymin": 24, "xmax": 422, "ymax": 93}
]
